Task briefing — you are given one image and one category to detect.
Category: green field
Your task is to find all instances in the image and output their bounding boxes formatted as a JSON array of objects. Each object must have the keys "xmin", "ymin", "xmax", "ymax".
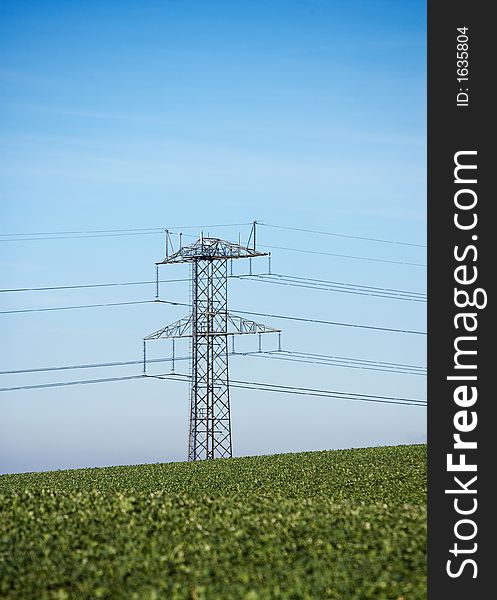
[{"xmin": 0, "ymin": 444, "xmax": 426, "ymax": 599}]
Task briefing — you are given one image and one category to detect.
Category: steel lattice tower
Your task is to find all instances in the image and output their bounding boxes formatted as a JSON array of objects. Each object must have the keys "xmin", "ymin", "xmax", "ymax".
[
  {"xmin": 189, "ymin": 257, "xmax": 230, "ymax": 460},
  {"xmin": 144, "ymin": 225, "xmax": 280, "ymax": 461}
]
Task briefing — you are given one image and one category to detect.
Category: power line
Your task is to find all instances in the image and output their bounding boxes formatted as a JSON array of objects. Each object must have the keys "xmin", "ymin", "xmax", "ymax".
[
  {"xmin": 0, "ymin": 231, "xmax": 164, "ymax": 242},
  {"xmin": 230, "ymin": 384, "xmax": 426, "ymax": 407},
  {"xmin": 0, "ymin": 300, "xmax": 164, "ymax": 315},
  {"xmin": 281, "ymin": 350, "xmax": 426, "ymax": 371},
  {"xmin": 151, "ymin": 374, "xmax": 427, "ymax": 407},
  {"xmin": 0, "ymin": 357, "xmax": 184, "ymax": 376},
  {"xmin": 229, "ymin": 379, "xmax": 427, "ymax": 405},
  {"xmin": 0, "ymin": 222, "xmax": 427, "ymax": 463},
  {"xmin": 257, "ymin": 354, "xmax": 424, "ymax": 376},
  {"xmin": 179, "ymin": 232, "xmax": 427, "ymax": 268},
  {"xmin": 246, "ymin": 350, "xmax": 426, "ymax": 376},
  {"xmin": 0, "ymin": 223, "xmax": 251, "ymax": 241},
  {"xmin": 259, "ymin": 223, "xmax": 426, "ymax": 248},
  {"xmin": 245, "ymin": 274, "xmax": 426, "ymax": 302},
  {"xmin": 0, "ymin": 351, "xmax": 266, "ymax": 376},
  {"xmin": 0, "ymin": 298, "xmax": 425, "ymax": 335},
  {"xmin": 0, "ymin": 272, "xmax": 426, "ymax": 301},
  {"xmin": 0, "ymin": 350, "xmax": 425, "ymax": 377},
  {"xmin": 0, "ymin": 371, "xmax": 426, "ymax": 407},
  {"xmin": 0, "ymin": 274, "xmax": 262, "ymax": 294},
  {"xmin": 0, "ymin": 227, "xmax": 162, "ymax": 237},
  {"xmin": 264, "ymin": 274, "xmax": 425, "ymax": 298},
  {"xmin": 231, "ymin": 308, "xmax": 426, "ymax": 336},
  {"xmin": 0, "ymin": 374, "xmax": 147, "ymax": 392},
  {"xmin": 0, "ymin": 279, "xmax": 185, "ymax": 294},
  {"xmin": 0, "ymin": 222, "xmax": 426, "ymax": 249},
  {"xmin": 259, "ymin": 243, "xmax": 426, "ymax": 267},
  {"xmin": 0, "ymin": 222, "xmax": 427, "ymax": 268}
]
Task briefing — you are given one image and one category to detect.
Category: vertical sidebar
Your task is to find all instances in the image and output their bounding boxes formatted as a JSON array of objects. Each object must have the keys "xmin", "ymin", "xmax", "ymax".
[{"xmin": 428, "ymin": 2, "xmax": 492, "ymax": 597}]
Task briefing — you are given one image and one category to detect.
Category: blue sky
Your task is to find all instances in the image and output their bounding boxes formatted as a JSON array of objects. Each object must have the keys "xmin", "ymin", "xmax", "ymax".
[{"xmin": 0, "ymin": 0, "xmax": 426, "ymax": 474}]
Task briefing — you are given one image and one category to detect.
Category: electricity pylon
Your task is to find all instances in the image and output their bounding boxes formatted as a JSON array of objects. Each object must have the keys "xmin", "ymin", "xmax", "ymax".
[{"xmin": 144, "ymin": 224, "xmax": 280, "ymax": 461}]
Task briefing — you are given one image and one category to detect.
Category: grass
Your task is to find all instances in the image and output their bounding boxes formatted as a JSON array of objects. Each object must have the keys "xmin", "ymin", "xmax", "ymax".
[{"xmin": 0, "ymin": 444, "xmax": 426, "ymax": 599}]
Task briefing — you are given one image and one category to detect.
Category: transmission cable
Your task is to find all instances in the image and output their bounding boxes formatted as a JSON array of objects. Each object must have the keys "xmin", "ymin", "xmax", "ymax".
[
  {"xmin": 244, "ymin": 274, "xmax": 426, "ymax": 302},
  {"xmin": 0, "ymin": 222, "xmax": 251, "ymax": 241},
  {"xmin": 230, "ymin": 308, "xmax": 426, "ymax": 335},
  {"xmin": 0, "ymin": 273, "xmax": 425, "ymax": 301},
  {"xmin": 0, "ymin": 372, "xmax": 426, "ymax": 407},
  {"xmin": 0, "ymin": 350, "xmax": 425, "ymax": 377},
  {"xmin": 0, "ymin": 299, "xmax": 425, "ymax": 335},
  {"xmin": 244, "ymin": 350, "xmax": 426, "ymax": 376},
  {"xmin": 0, "ymin": 374, "xmax": 147, "ymax": 392},
  {"xmin": 259, "ymin": 223, "xmax": 426, "ymax": 248},
  {"xmin": 259, "ymin": 244, "xmax": 426, "ymax": 267},
  {"xmin": 0, "ymin": 300, "xmax": 163, "ymax": 315},
  {"xmin": 150, "ymin": 374, "xmax": 426, "ymax": 407}
]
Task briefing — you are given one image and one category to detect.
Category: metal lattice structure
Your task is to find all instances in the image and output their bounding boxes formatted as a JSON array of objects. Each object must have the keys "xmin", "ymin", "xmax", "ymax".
[{"xmin": 144, "ymin": 225, "xmax": 280, "ymax": 461}]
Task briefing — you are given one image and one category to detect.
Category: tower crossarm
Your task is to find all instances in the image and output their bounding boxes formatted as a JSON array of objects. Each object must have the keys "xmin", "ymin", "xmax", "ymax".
[
  {"xmin": 144, "ymin": 315, "xmax": 192, "ymax": 340},
  {"xmin": 227, "ymin": 314, "xmax": 281, "ymax": 335},
  {"xmin": 144, "ymin": 313, "xmax": 280, "ymax": 340},
  {"xmin": 157, "ymin": 237, "xmax": 267, "ymax": 264}
]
